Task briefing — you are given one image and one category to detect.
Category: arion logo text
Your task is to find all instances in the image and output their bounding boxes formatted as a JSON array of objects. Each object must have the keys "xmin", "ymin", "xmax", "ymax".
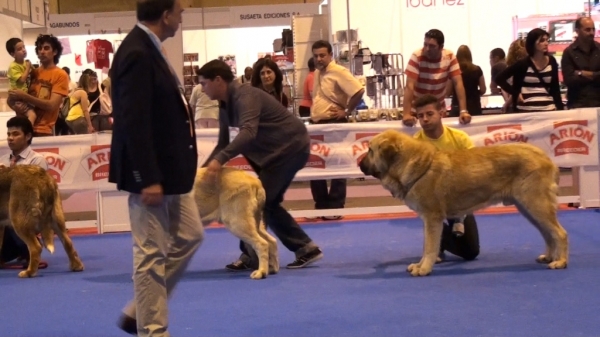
[
  {"xmin": 305, "ymin": 135, "xmax": 331, "ymax": 169},
  {"xmin": 351, "ymin": 133, "xmax": 378, "ymax": 166},
  {"xmin": 484, "ymin": 124, "xmax": 528, "ymax": 146},
  {"xmin": 81, "ymin": 145, "xmax": 111, "ymax": 181},
  {"xmin": 35, "ymin": 147, "xmax": 70, "ymax": 183},
  {"xmin": 224, "ymin": 156, "xmax": 254, "ymax": 172},
  {"xmin": 550, "ymin": 120, "xmax": 596, "ymax": 156}
]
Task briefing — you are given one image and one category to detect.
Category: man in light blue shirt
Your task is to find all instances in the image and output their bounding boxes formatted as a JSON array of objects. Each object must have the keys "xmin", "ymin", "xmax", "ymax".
[{"xmin": 0, "ymin": 116, "xmax": 49, "ymax": 269}]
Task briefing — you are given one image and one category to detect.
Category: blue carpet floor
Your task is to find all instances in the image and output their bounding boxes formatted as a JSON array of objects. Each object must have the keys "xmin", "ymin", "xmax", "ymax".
[{"xmin": 1, "ymin": 210, "xmax": 599, "ymax": 337}]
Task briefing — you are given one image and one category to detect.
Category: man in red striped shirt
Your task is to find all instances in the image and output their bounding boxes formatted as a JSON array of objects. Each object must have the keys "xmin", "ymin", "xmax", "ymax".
[{"xmin": 402, "ymin": 29, "xmax": 471, "ymax": 127}]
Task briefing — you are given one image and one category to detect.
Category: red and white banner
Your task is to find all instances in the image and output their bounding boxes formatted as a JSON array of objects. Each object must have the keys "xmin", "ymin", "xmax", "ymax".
[{"xmin": 0, "ymin": 109, "xmax": 597, "ymax": 192}]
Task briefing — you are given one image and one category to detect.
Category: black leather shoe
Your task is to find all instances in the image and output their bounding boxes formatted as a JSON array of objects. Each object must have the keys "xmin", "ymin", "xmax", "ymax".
[
  {"xmin": 117, "ymin": 314, "xmax": 137, "ymax": 335},
  {"xmin": 225, "ymin": 259, "xmax": 251, "ymax": 271}
]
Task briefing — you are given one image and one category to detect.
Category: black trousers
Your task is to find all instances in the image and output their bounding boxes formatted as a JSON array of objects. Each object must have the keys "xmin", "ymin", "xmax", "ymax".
[
  {"xmin": 309, "ymin": 117, "xmax": 347, "ymax": 210},
  {"xmin": 298, "ymin": 106, "xmax": 311, "ymax": 118},
  {"xmin": 0, "ymin": 227, "xmax": 28, "ymax": 263},
  {"xmin": 442, "ymin": 214, "xmax": 480, "ymax": 260},
  {"xmin": 238, "ymin": 151, "xmax": 315, "ymax": 259}
]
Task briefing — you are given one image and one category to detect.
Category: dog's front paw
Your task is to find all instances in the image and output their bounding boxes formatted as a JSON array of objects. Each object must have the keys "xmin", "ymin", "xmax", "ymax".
[
  {"xmin": 250, "ymin": 270, "xmax": 267, "ymax": 280},
  {"xmin": 407, "ymin": 263, "xmax": 432, "ymax": 277},
  {"xmin": 547, "ymin": 260, "xmax": 568, "ymax": 270},
  {"xmin": 406, "ymin": 263, "xmax": 420, "ymax": 273},
  {"xmin": 536, "ymin": 254, "xmax": 552, "ymax": 264},
  {"xmin": 70, "ymin": 258, "xmax": 84, "ymax": 272},
  {"xmin": 18, "ymin": 270, "xmax": 36, "ymax": 278}
]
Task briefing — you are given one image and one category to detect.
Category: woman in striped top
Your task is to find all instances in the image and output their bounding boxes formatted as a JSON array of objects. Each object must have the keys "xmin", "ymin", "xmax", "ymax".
[{"xmin": 495, "ymin": 28, "xmax": 564, "ymax": 112}]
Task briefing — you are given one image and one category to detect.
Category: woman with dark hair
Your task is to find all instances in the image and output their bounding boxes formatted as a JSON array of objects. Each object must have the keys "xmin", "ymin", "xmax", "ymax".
[
  {"xmin": 447, "ymin": 45, "xmax": 486, "ymax": 116},
  {"xmin": 299, "ymin": 57, "xmax": 315, "ymax": 117},
  {"xmin": 251, "ymin": 57, "xmax": 289, "ymax": 107},
  {"xmin": 495, "ymin": 28, "xmax": 564, "ymax": 112}
]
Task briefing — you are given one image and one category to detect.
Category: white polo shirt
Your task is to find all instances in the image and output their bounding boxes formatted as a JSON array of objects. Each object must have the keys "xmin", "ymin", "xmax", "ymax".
[{"xmin": 0, "ymin": 146, "xmax": 48, "ymax": 170}]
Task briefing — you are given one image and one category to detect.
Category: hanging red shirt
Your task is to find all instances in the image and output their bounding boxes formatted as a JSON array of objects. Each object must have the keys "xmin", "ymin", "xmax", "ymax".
[{"xmin": 93, "ymin": 39, "xmax": 114, "ymax": 70}]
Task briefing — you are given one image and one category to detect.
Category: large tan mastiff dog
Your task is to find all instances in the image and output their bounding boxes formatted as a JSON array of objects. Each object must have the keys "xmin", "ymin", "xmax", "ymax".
[
  {"xmin": 0, "ymin": 165, "xmax": 84, "ymax": 278},
  {"xmin": 359, "ymin": 129, "xmax": 569, "ymax": 277},
  {"xmin": 193, "ymin": 167, "xmax": 279, "ymax": 279}
]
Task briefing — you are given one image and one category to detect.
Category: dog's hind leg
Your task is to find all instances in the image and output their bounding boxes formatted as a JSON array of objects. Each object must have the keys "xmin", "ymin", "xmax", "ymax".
[
  {"xmin": 514, "ymin": 194, "xmax": 568, "ymax": 269},
  {"xmin": 223, "ymin": 212, "xmax": 270, "ymax": 280},
  {"xmin": 407, "ymin": 214, "xmax": 444, "ymax": 277},
  {"xmin": 12, "ymin": 224, "xmax": 42, "ymax": 278},
  {"xmin": 256, "ymin": 215, "xmax": 279, "ymax": 275},
  {"xmin": 9, "ymin": 196, "xmax": 43, "ymax": 277},
  {"xmin": 51, "ymin": 191, "xmax": 84, "ymax": 272}
]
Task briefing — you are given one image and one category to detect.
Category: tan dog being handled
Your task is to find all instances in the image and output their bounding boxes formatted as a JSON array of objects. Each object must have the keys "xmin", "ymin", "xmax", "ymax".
[
  {"xmin": 359, "ymin": 129, "xmax": 569, "ymax": 277},
  {"xmin": 0, "ymin": 165, "xmax": 84, "ymax": 278},
  {"xmin": 193, "ymin": 167, "xmax": 279, "ymax": 279}
]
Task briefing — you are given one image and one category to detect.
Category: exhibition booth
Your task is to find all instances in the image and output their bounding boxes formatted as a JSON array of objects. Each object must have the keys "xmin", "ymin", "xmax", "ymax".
[
  {"xmin": 21, "ymin": 3, "xmax": 320, "ymax": 101},
  {"xmin": 327, "ymin": 0, "xmax": 586, "ymax": 93},
  {"xmin": 23, "ymin": 10, "xmax": 184, "ymax": 86}
]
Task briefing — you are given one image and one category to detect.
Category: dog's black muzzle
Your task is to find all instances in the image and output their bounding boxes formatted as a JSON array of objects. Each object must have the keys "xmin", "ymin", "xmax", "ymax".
[{"xmin": 359, "ymin": 157, "xmax": 381, "ymax": 179}]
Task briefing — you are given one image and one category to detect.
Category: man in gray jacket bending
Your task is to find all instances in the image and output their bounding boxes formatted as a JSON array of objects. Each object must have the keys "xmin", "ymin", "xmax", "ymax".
[{"xmin": 197, "ymin": 59, "xmax": 323, "ymax": 271}]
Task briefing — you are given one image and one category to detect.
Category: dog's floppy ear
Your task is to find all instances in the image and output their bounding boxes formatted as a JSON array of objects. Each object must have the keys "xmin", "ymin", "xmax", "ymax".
[{"xmin": 379, "ymin": 138, "xmax": 399, "ymax": 165}]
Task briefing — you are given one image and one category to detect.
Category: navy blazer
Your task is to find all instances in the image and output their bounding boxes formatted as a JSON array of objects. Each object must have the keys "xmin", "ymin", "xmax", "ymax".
[{"xmin": 108, "ymin": 25, "xmax": 197, "ymax": 195}]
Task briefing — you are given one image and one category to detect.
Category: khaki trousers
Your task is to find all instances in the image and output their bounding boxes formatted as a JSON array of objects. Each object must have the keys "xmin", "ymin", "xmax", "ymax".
[{"xmin": 123, "ymin": 192, "xmax": 204, "ymax": 337}]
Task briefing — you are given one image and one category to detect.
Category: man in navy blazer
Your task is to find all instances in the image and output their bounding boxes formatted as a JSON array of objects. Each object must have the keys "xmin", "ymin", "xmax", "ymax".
[{"xmin": 108, "ymin": 1, "xmax": 204, "ymax": 336}]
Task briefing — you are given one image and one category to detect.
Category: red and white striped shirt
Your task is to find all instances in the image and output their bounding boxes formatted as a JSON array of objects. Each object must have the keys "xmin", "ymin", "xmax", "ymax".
[{"xmin": 405, "ymin": 48, "xmax": 461, "ymax": 106}]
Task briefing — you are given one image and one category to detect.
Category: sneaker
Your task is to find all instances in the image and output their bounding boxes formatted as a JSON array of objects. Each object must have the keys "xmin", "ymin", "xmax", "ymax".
[
  {"xmin": 286, "ymin": 248, "xmax": 324, "ymax": 269},
  {"xmin": 225, "ymin": 259, "xmax": 251, "ymax": 271}
]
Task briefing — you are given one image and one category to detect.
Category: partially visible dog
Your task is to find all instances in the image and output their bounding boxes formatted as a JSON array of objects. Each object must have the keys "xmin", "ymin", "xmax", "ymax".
[
  {"xmin": 193, "ymin": 167, "xmax": 278, "ymax": 279},
  {"xmin": 359, "ymin": 129, "xmax": 568, "ymax": 277},
  {"xmin": 0, "ymin": 165, "xmax": 84, "ymax": 278}
]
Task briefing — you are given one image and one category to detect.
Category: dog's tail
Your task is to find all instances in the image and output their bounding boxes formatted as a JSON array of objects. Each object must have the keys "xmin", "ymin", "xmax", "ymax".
[
  {"xmin": 254, "ymin": 184, "xmax": 267, "ymax": 229},
  {"xmin": 46, "ymin": 180, "xmax": 67, "ymax": 254},
  {"xmin": 30, "ymin": 187, "xmax": 55, "ymax": 254},
  {"xmin": 40, "ymin": 225, "xmax": 55, "ymax": 254}
]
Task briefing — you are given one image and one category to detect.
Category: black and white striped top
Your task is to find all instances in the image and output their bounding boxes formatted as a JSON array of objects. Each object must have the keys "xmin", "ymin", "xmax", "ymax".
[{"xmin": 517, "ymin": 64, "xmax": 556, "ymax": 112}]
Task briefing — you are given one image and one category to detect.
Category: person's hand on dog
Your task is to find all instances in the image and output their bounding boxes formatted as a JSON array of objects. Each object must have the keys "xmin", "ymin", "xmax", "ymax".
[
  {"xmin": 203, "ymin": 159, "xmax": 222, "ymax": 185},
  {"xmin": 141, "ymin": 184, "xmax": 163, "ymax": 206},
  {"xmin": 459, "ymin": 111, "xmax": 472, "ymax": 124}
]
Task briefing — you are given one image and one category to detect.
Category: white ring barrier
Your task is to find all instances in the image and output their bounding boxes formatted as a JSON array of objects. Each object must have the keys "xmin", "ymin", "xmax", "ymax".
[{"xmin": 1, "ymin": 109, "xmax": 598, "ymax": 233}]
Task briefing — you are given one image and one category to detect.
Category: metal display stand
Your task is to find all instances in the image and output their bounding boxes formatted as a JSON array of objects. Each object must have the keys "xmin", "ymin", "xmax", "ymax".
[{"xmin": 365, "ymin": 53, "xmax": 405, "ymax": 110}]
